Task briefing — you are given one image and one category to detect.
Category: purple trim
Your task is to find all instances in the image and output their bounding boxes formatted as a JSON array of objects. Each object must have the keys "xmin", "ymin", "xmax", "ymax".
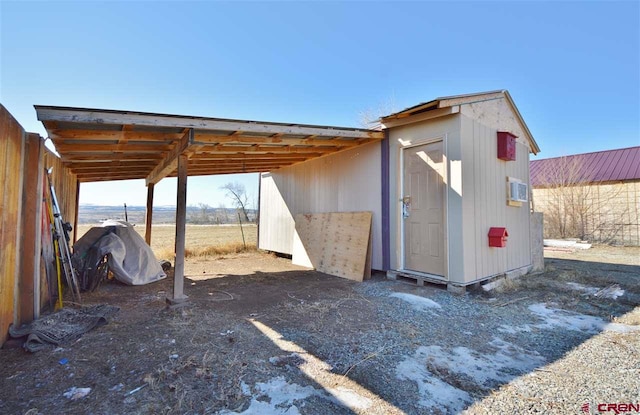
[{"xmin": 381, "ymin": 131, "xmax": 390, "ymax": 271}]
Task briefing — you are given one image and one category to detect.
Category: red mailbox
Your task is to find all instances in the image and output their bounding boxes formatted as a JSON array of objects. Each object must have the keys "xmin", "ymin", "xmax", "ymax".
[
  {"xmin": 488, "ymin": 227, "xmax": 508, "ymax": 247},
  {"xmin": 497, "ymin": 131, "xmax": 517, "ymax": 161}
]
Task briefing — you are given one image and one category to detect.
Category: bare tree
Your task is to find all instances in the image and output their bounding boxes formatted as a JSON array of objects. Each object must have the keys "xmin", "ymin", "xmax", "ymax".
[
  {"xmin": 198, "ymin": 203, "xmax": 210, "ymax": 224},
  {"xmin": 220, "ymin": 182, "xmax": 250, "ymax": 222},
  {"xmin": 534, "ymin": 156, "xmax": 627, "ymax": 242},
  {"xmin": 214, "ymin": 203, "xmax": 228, "ymax": 225},
  {"xmin": 358, "ymin": 96, "xmax": 399, "ymax": 129}
]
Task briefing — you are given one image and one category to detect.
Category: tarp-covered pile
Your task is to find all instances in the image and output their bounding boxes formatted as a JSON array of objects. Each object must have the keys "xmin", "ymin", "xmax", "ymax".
[{"xmin": 73, "ymin": 220, "xmax": 166, "ymax": 290}]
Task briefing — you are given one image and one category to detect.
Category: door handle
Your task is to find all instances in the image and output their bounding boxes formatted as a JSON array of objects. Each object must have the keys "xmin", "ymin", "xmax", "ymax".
[{"xmin": 402, "ymin": 196, "xmax": 411, "ymax": 219}]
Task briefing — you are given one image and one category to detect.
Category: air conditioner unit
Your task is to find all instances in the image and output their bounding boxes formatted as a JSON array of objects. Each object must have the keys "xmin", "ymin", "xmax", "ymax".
[{"xmin": 509, "ymin": 181, "xmax": 528, "ymax": 203}]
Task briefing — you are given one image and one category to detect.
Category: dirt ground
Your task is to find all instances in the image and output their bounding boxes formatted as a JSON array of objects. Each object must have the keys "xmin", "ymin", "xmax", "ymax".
[{"xmin": 1, "ymin": 246, "xmax": 638, "ymax": 414}]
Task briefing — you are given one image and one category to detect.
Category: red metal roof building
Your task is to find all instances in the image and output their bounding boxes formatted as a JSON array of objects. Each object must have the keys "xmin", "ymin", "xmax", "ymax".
[
  {"xmin": 530, "ymin": 146, "xmax": 640, "ymax": 245},
  {"xmin": 531, "ymin": 146, "xmax": 640, "ymax": 187}
]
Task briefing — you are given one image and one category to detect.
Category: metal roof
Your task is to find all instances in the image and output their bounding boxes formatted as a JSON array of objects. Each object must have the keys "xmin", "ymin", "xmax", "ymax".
[
  {"xmin": 379, "ymin": 90, "xmax": 540, "ymax": 154},
  {"xmin": 35, "ymin": 106, "xmax": 384, "ymax": 183},
  {"xmin": 530, "ymin": 146, "xmax": 640, "ymax": 187}
]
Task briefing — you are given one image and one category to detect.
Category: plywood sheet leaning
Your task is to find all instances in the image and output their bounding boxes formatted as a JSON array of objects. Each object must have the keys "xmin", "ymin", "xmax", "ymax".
[{"xmin": 292, "ymin": 212, "xmax": 372, "ymax": 282}]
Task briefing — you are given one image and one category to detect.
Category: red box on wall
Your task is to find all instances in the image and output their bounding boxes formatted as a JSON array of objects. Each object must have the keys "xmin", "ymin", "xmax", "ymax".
[
  {"xmin": 488, "ymin": 227, "xmax": 508, "ymax": 247},
  {"xmin": 497, "ymin": 131, "xmax": 517, "ymax": 161}
]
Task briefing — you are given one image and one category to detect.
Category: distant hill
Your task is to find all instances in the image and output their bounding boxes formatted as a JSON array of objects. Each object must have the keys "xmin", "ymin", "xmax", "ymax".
[{"xmin": 78, "ymin": 204, "xmax": 257, "ymax": 225}]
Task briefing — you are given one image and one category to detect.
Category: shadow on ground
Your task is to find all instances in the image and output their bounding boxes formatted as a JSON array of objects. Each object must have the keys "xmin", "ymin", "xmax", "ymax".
[{"xmin": 1, "ymin": 248, "xmax": 638, "ymax": 414}]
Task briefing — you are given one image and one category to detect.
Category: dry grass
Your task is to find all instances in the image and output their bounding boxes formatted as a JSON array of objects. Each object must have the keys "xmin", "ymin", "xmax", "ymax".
[{"xmin": 76, "ymin": 224, "xmax": 257, "ymax": 259}]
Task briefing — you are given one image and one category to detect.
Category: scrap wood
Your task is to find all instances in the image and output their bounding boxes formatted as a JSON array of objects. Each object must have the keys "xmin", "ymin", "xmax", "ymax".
[
  {"xmin": 594, "ymin": 284, "xmax": 622, "ymax": 298},
  {"xmin": 293, "ymin": 211, "xmax": 373, "ymax": 282}
]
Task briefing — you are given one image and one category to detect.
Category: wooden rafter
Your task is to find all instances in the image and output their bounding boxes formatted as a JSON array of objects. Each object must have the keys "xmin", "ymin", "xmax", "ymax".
[
  {"xmin": 55, "ymin": 143, "xmax": 172, "ymax": 153},
  {"xmin": 51, "ymin": 130, "xmax": 184, "ymax": 142},
  {"xmin": 35, "ymin": 105, "xmax": 385, "ymax": 183},
  {"xmin": 145, "ymin": 129, "xmax": 193, "ymax": 185},
  {"xmin": 192, "ymin": 134, "xmax": 363, "ymax": 147}
]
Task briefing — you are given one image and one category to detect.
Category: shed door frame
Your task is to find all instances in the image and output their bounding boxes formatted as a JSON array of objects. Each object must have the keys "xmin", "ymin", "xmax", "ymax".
[{"xmin": 398, "ymin": 135, "xmax": 449, "ymax": 280}]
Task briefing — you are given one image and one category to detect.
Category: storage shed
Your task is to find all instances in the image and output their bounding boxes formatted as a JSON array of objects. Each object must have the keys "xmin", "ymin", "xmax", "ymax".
[{"xmin": 259, "ymin": 90, "xmax": 541, "ymax": 290}]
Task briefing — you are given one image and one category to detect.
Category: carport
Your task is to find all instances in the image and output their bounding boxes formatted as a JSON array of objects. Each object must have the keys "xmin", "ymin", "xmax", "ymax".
[{"xmin": 35, "ymin": 106, "xmax": 384, "ymax": 303}]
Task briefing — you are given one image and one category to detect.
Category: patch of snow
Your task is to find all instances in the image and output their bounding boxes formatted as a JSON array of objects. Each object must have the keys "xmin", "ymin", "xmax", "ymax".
[
  {"xmin": 326, "ymin": 386, "xmax": 373, "ymax": 410},
  {"xmin": 528, "ymin": 303, "xmax": 639, "ymax": 333},
  {"xmin": 240, "ymin": 381, "xmax": 251, "ymax": 395},
  {"xmin": 425, "ymin": 339, "xmax": 543, "ymax": 385},
  {"xmin": 396, "ymin": 351, "xmax": 471, "ymax": 412},
  {"xmin": 529, "ymin": 303, "xmax": 607, "ymax": 332},
  {"xmin": 227, "ymin": 376, "xmax": 374, "ymax": 414},
  {"xmin": 225, "ymin": 376, "xmax": 317, "ymax": 415},
  {"xmin": 565, "ymin": 283, "xmax": 624, "ymax": 299},
  {"xmin": 544, "ymin": 239, "xmax": 576, "ymax": 248},
  {"xmin": 389, "ymin": 292, "xmax": 441, "ymax": 312},
  {"xmin": 566, "ymin": 282, "xmax": 599, "ymax": 295},
  {"xmin": 396, "ymin": 338, "xmax": 543, "ymax": 412},
  {"xmin": 497, "ymin": 324, "xmax": 532, "ymax": 334}
]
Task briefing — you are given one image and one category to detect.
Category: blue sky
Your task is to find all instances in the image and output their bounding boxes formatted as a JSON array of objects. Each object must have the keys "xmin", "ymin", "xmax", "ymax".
[{"xmin": 1, "ymin": 1, "xmax": 638, "ymax": 206}]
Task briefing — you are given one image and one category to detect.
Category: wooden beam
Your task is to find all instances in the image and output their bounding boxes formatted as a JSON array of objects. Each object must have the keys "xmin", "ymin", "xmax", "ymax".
[
  {"xmin": 189, "ymin": 153, "xmax": 316, "ymax": 161},
  {"xmin": 51, "ymin": 130, "xmax": 183, "ymax": 142},
  {"xmin": 145, "ymin": 129, "xmax": 193, "ymax": 185},
  {"xmin": 145, "ymin": 183, "xmax": 154, "ymax": 245},
  {"xmin": 65, "ymin": 161, "xmax": 159, "ymax": 170},
  {"xmin": 193, "ymin": 145, "xmax": 339, "ymax": 154},
  {"xmin": 188, "ymin": 159, "xmax": 300, "ymax": 166},
  {"xmin": 79, "ymin": 176, "xmax": 147, "ymax": 183},
  {"xmin": 380, "ymin": 106, "xmax": 459, "ymax": 128},
  {"xmin": 36, "ymin": 106, "xmax": 384, "ymax": 140},
  {"xmin": 61, "ymin": 153, "xmax": 165, "ymax": 162},
  {"xmin": 169, "ymin": 166, "xmax": 286, "ymax": 176},
  {"xmin": 54, "ymin": 143, "xmax": 172, "ymax": 153},
  {"xmin": 437, "ymin": 92, "xmax": 504, "ymax": 108},
  {"xmin": 171, "ymin": 154, "xmax": 188, "ymax": 304},
  {"xmin": 193, "ymin": 134, "xmax": 363, "ymax": 147},
  {"xmin": 77, "ymin": 171, "xmax": 152, "ymax": 181}
]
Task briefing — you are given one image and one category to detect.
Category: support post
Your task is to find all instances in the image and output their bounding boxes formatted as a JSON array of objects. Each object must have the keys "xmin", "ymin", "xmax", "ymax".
[
  {"xmin": 18, "ymin": 133, "xmax": 42, "ymax": 324},
  {"xmin": 73, "ymin": 179, "xmax": 80, "ymax": 244},
  {"xmin": 169, "ymin": 154, "xmax": 188, "ymax": 304},
  {"xmin": 145, "ymin": 183, "xmax": 154, "ymax": 245},
  {"xmin": 381, "ymin": 130, "xmax": 390, "ymax": 271}
]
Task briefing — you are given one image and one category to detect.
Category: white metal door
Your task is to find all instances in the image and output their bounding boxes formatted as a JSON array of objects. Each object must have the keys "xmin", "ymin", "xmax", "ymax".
[{"xmin": 403, "ymin": 141, "xmax": 446, "ymax": 276}]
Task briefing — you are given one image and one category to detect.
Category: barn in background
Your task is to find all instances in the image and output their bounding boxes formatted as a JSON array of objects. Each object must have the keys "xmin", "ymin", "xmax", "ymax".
[
  {"xmin": 259, "ymin": 90, "xmax": 541, "ymax": 290},
  {"xmin": 531, "ymin": 146, "xmax": 640, "ymax": 246}
]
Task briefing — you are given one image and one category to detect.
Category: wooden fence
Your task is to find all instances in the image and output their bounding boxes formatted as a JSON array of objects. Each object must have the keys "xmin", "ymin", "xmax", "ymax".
[{"xmin": 0, "ymin": 104, "xmax": 78, "ymax": 346}]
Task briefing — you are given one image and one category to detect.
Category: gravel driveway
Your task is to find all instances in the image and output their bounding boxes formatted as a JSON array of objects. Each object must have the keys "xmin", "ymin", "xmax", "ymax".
[{"xmin": 1, "ymin": 247, "xmax": 638, "ymax": 414}]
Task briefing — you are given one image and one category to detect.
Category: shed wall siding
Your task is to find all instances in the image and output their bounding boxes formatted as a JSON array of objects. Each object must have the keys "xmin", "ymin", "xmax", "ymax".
[
  {"xmin": 259, "ymin": 142, "xmax": 382, "ymax": 270},
  {"xmin": 460, "ymin": 111, "xmax": 532, "ymax": 283},
  {"xmin": 387, "ymin": 115, "xmax": 463, "ymax": 280}
]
